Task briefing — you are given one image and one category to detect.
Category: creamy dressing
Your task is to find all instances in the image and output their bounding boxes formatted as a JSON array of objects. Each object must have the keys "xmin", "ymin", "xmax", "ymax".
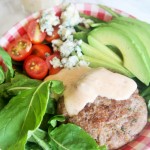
[
  {"xmin": 44, "ymin": 66, "xmax": 91, "ymax": 88},
  {"xmin": 64, "ymin": 68, "xmax": 137, "ymax": 116}
]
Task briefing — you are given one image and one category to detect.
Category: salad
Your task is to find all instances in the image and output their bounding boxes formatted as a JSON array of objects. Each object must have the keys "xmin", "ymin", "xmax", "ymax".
[{"xmin": 0, "ymin": 3, "xmax": 150, "ymax": 150}]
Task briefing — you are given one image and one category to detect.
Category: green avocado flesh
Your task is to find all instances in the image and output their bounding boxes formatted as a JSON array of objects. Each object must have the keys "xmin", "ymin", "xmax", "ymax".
[
  {"xmin": 108, "ymin": 22, "xmax": 150, "ymax": 77},
  {"xmin": 115, "ymin": 16, "xmax": 150, "ymax": 33},
  {"xmin": 89, "ymin": 26, "xmax": 150, "ymax": 85},
  {"xmin": 88, "ymin": 36, "xmax": 122, "ymax": 64},
  {"xmin": 112, "ymin": 18, "xmax": 150, "ymax": 60},
  {"xmin": 81, "ymin": 55, "xmax": 133, "ymax": 77},
  {"xmin": 81, "ymin": 42, "xmax": 122, "ymax": 66}
]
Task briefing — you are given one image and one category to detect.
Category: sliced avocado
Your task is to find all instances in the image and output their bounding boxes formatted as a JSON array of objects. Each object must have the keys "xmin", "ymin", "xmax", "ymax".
[
  {"xmin": 108, "ymin": 22, "xmax": 150, "ymax": 78},
  {"xmin": 81, "ymin": 55, "xmax": 133, "ymax": 77},
  {"xmin": 88, "ymin": 36, "xmax": 122, "ymax": 64},
  {"xmin": 112, "ymin": 19, "xmax": 150, "ymax": 64},
  {"xmin": 81, "ymin": 42, "xmax": 122, "ymax": 66},
  {"xmin": 114, "ymin": 16, "xmax": 150, "ymax": 34},
  {"xmin": 107, "ymin": 45, "xmax": 123, "ymax": 60},
  {"xmin": 89, "ymin": 26, "xmax": 149, "ymax": 85}
]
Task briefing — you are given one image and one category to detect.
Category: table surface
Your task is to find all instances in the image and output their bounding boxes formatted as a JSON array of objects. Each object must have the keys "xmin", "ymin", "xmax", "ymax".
[{"xmin": 1, "ymin": 0, "xmax": 150, "ymax": 37}]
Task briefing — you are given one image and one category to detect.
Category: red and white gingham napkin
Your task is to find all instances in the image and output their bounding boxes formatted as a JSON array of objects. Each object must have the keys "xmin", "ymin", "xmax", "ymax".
[{"xmin": 0, "ymin": 3, "xmax": 150, "ymax": 150}]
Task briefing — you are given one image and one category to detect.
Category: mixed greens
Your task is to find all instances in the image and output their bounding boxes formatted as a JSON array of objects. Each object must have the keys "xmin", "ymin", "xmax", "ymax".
[
  {"xmin": 1, "ymin": 3, "xmax": 150, "ymax": 150},
  {"xmin": 0, "ymin": 65, "xmax": 107, "ymax": 149}
]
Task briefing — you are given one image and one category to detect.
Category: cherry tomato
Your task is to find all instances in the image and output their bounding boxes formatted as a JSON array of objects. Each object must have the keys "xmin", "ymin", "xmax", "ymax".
[
  {"xmin": 49, "ymin": 66, "xmax": 62, "ymax": 75},
  {"xmin": 27, "ymin": 19, "xmax": 46, "ymax": 44},
  {"xmin": 31, "ymin": 44, "xmax": 52, "ymax": 60},
  {"xmin": 7, "ymin": 38, "xmax": 32, "ymax": 61},
  {"xmin": 24, "ymin": 55, "xmax": 48, "ymax": 79},
  {"xmin": 46, "ymin": 53, "xmax": 62, "ymax": 75},
  {"xmin": 45, "ymin": 26, "xmax": 59, "ymax": 43}
]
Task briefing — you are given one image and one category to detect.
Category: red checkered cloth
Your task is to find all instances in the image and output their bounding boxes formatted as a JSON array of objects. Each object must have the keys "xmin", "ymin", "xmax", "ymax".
[{"xmin": 0, "ymin": 3, "xmax": 150, "ymax": 150}]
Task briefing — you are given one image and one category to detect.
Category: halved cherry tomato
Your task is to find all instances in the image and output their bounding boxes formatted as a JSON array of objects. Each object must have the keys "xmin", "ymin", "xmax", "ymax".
[
  {"xmin": 27, "ymin": 19, "xmax": 46, "ymax": 44},
  {"xmin": 49, "ymin": 66, "xmax": 62, "ymax": 75},
  {"xmin": 24, "ymin": 55, "xmax": 48, "ymax": 79},
  {"xmin": 31, "ymin": 44, "xmax": 53, "ymax": 60},
  {"xmin": 45, "ymin": 26, "xmax": 59, "ymax": 43},
  {"xmin": 46, "ymin": 53, "xmax": 62, "ymax": 75},
  {"xmin": 7, "ymin": 37, "xmax": 32, "ymax": 61}
]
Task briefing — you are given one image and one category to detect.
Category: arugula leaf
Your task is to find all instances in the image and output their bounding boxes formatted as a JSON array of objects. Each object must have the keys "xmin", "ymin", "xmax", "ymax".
[
  {"xmin": 0, "ymin": 80, "xmax": 64, "ymax": 149},
  {"xmin": 48, "ymin": 115, "xmax": 65, "ymax": 132},
  {"xmin": 48, "ymin": 115, "xmax": 65, "ymax": 128},
  {"xmin": 32, "ymin": 133, "xmax": 51, "ymax": 150},
  {"xmin": 74, "ymin": 25, "xmax": 90, "ymax": 32},
  {"xmin": 25, "ymin": 142, "xmax": 42, "ymax": 150},
  {"xmin": 46, "ymin": 98, "xmax": 57, "ymax": 114},
  {"xmin": 0, "ymin": 47, "xmax": 14, "ymax": 82},
  {"xmin": 28, "ymin": 129, "xmax": 51, "ymax": 150},
  {"xmin": 0, "ymin": 73, "xmax": 41, "ymax": 101},
  {"xmin": 6, "ymin": 73, "xmax": 42, "ymax": 96},
  {"xmin": 0, "ymin": 98, "xmax": 5, "ymax": 111},
  {"xmin": 28, "ymin": 128, "xmax": 47, "ymax": 142},
  {"xmin": 73, "ymin": 31, "xmax": 88, "ymax": 43},
  {"xmin": 0, "ymin": 66, "xmax": 5, "ymax": 84},
  {"xmin": 49, "ymin": 123, "xmax": 106, "ymax": 150},
  {"xmin": 50, "ymin": 80, "xmax": 64, "ymax": 100}
]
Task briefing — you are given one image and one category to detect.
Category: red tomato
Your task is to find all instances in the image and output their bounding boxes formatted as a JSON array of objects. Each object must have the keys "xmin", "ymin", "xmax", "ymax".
[
  {"xmin": 45, "ymin": 26, "xmax": 60, "ymax": 43},
  {"xmin": 24, "ymin": 55, "xmax": 48, "ymax": 79},
  {"xmin": 7, "ymin": 38, "xmax": 32, "ymax": 61},
  {"xmin": 27, "ymin": 19, "xmax": 46, "ymax": 44},
  {"xmin": 49, "ymin": 66, "xmax": 62, "ymax": 75},
  {"xmin": 46, "ymin": 53, "xmax": 62, "ymax": 75},
  {"xmin": 31, "ymin": 44, "xmax": 52, "ymax": 60}
]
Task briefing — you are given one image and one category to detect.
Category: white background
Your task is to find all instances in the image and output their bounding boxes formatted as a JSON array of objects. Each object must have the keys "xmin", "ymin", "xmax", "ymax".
[{"xmin": 0, "ymin": 0, "xmax": 150, "ymax": 36}]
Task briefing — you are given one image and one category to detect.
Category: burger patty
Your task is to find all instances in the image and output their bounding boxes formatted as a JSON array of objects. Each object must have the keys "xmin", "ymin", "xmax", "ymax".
[{"xmin": 57, "ymin": 90, "xmax": 148, "ymax": 150}]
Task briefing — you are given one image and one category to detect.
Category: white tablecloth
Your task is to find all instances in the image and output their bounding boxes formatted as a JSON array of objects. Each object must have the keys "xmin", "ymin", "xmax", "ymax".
[{"xmin": 0, "ymin": 0, "xmax": 150, "ymax": 37}]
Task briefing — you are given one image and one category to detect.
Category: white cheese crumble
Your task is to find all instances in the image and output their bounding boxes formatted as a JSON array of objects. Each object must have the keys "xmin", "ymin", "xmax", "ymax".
[
  {"xmin": 61, "ymin": 4, "xmax": 82, "ymax": 27},
  {"xmin": 59, "ymin": 38, "xmax": 75, "ymax": 57},
  {"xmin": 59, "ymin": 38, "xmax": 83, "ymax": 58},
  {"xmin": 39, "ymin": 10, "xmax": 60, "ymax": 36},
  {"xmin": 61, "ymin": 56, "xmax": 79, "ymax": 69},
  {"xmin": 51, "ymin": 39, "xmax": 63, "ymax": 51},
  {"xmin": 50, "ymin": 57, "xmax": 62, "ymax": 68},
  {"xmin": 58, "ymin": 25, "xmax": 76, "ymax": 40},
  {"xmin": 39, "ymin": 3, "xmax": 90, "ymax": 69}
]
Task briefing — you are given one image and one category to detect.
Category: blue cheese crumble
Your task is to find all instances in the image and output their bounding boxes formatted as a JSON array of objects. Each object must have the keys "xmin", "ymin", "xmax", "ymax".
[
  {"xmin": 51, "ymin": 39, "xmax": 63, "ymax": 51},
  {"xmin": 61, "ymin": 4, "xmax": 82, "ymax": 27},
  {"xmin": 61, "ymin": 56, "xmax": 79, "ymax": 68},
  {"xmin": 39, "ymin": 3, "xmax": 91, "ymax": 69},
  {"xmin": 39, "ymin": 10, "xmax": 60, "ymax": 36},
  {"xmin": 50, "ymin": 57, "xmax": 62, "ymax": 68},
  {"xmin": 58, "ymin": 25, "xmax": 76, "ymax": 40}
]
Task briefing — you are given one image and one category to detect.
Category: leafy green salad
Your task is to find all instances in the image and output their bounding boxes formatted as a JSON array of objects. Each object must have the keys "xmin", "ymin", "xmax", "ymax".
[
  {"xmin": 0, "ymin": 46, "xmax": 107, "ymax": 150},
  {"xmin": 0, "ymin": 4, "xmax": 150, "ymax": 150}
]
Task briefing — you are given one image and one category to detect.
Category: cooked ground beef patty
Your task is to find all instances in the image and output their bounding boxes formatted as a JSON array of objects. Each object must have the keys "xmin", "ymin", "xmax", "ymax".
[{"xmin": 57, "ymin": 90, "xmax": 147, "ymax": 150}]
